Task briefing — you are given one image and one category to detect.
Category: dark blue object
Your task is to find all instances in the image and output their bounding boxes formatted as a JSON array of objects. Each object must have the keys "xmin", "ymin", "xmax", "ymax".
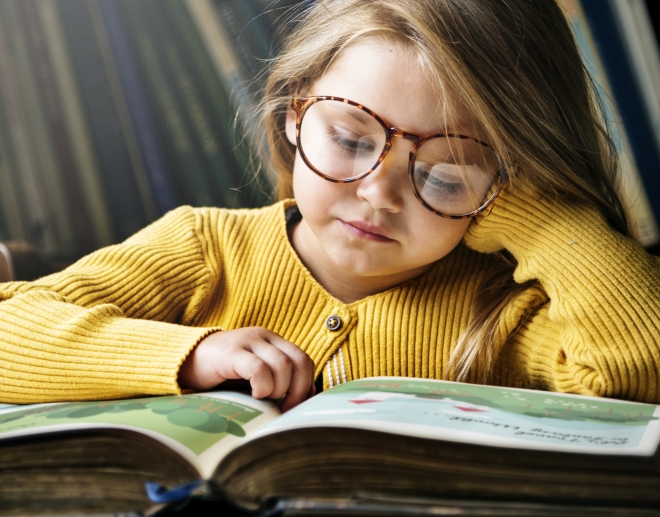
[
  {"xmin": 98, "ymin": 0, "xmax": 180, "ymax": 216},
  {"xmin": 581, "ymin": 0, "xmax": 660, "ymax": 228},
  {"xmin": 145, "ymin": 480, "xmax": 203, "ymax": 503}
]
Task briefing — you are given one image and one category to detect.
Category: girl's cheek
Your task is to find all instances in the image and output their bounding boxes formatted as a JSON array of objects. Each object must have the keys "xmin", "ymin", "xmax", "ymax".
[{"xmin": 293, "ymin": 153, "xmax": 344, "ymax": 209}]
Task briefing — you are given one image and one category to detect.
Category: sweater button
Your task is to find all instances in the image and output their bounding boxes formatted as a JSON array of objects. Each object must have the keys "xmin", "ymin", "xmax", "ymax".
[{"xmin": 325, "ymin": 315, "xmax": 342, "ymax": 331}]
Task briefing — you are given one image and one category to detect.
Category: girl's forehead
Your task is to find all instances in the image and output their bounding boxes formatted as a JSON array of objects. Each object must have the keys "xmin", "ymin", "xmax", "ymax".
[{"xmin": 310, "ymin": 37, "xmax": 477, "ymax": 136}]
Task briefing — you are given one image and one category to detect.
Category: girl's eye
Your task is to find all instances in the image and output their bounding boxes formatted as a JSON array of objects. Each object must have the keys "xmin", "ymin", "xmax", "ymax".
[
  {"xmin": 416, "ymin": 165, "xmax": 466, "ymax": 196},
  {"xmin": 327, "ymin": 127, "xmax": 376, "ymax": 154}
]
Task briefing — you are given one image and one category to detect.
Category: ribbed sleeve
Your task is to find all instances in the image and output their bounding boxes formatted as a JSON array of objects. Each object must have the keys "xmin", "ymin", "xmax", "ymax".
[
  {"xmin": 0, "ymin": 207, "xmax": 219, "ymax": 403},
  {"xmin": 465, "ymin": 187, "xmax": 660, "ymax": 403}
]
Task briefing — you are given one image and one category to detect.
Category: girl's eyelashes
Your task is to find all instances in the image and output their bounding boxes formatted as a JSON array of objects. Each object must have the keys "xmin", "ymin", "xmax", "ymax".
[
  {"xmin": 327, "ymin": 126, "xmax": 377, "ymax": 154},
  {"xmin": 415, "ymin": 165, "xmax": 466, "ymax": 196}
]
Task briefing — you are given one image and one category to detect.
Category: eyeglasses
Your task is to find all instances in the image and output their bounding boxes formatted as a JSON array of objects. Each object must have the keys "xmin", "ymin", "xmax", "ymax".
[{"xmin": 291, "ymin": 96, "xmax": 508, "ymax": 219}]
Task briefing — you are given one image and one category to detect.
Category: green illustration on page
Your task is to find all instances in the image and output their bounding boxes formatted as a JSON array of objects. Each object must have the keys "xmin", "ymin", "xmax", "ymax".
[{"xmin": 0, "ymin": 395, "xmax": 261, "ymax": 455}]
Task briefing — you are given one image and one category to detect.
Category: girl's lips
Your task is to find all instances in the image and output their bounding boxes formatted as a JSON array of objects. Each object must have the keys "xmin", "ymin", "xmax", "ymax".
[{"xmin": 340, "ymin": 220, "xmax": 394, "ymax": 242}]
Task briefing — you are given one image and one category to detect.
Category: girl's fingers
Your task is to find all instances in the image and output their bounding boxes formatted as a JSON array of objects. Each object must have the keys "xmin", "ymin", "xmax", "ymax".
[
  {"xmin": 228, "ymin": 347, "xmax": 275, "ymax": 399},
  {"xmin": 249, "ymin": 340, "xmax": 293, "ymax": 400},
  {"xmin": 267, "ymin": 336, "xmax": 315, "ymax": 411},
  {"xmin": 183, "ymin": 327, "xmax": 315, "ymax": 411}
]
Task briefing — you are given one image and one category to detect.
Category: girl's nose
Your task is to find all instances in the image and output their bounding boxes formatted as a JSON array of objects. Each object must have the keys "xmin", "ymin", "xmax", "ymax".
[{"xmin": 355, "ymin": 138, "xmax": 410, "ymax": 213}]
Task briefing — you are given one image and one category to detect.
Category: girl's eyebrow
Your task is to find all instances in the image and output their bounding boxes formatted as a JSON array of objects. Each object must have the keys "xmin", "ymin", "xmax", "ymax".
[{"xmin": 340, "ymin": 106, "xmax": 378, "ymax": 126}]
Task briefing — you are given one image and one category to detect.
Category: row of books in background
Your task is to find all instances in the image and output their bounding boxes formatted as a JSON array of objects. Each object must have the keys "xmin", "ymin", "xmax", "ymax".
[
  {"xmin": 0, "ymin": 0, "xmax": 300, "ymax": 261},
  {"xmin": 0, "ymin": 0, "xmax": 658, "ymax": 263}
]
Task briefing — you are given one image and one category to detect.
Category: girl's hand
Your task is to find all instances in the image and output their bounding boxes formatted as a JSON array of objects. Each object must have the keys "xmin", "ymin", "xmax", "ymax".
[
  {"xmin": 463, "ymin": 182, "xmax": 536, "ymax": 255},
  {"xmin": 178, "ymin": 327, "xmax": 315, "ymax": 411}
]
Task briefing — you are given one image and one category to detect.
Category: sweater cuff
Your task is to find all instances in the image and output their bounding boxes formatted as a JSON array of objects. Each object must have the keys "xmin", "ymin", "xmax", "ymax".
[{"xmin": 463, "ymin": 186, "xmax": 652, "ymax": 288}]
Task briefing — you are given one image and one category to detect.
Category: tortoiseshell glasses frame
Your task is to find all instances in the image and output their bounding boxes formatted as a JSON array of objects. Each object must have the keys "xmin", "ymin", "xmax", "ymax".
[{"xmin": 290, "ymin": 95, "xmax": 508, "ymax": 219}]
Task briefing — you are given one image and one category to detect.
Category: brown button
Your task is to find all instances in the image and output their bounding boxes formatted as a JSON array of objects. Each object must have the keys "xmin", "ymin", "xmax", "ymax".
[{"xmin": 325, "ymin": 315, "xmax": 342, "ymax": 331}]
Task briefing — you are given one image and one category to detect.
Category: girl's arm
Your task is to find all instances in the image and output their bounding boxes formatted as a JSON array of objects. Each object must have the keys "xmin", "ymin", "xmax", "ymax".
[
  {"xmin": 464, "ymin": 186, "xmax": 660, "ymax": 403},
  {"xmin": 0, "ymin": 207, "xmax": 220, "ymax": 403},
  {"xmin": 0, "ymin": 206, "xmax": 314, "ymax": 406}
]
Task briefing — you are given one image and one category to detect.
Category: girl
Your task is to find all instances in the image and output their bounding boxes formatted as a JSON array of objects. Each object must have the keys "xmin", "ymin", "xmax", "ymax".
[{"xmin": 1, "ymin": 0, "xmax": 659, "ymax": 408}]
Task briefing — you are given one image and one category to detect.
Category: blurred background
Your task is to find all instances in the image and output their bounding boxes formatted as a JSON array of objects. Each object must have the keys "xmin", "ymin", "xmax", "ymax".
[
  {"xmin": 0, "ymin": 0, "xmax": 658, "ymax": 281},
  {"xmin": 0, "ymin": 0, "xmax": 303, "ymax": 278}
]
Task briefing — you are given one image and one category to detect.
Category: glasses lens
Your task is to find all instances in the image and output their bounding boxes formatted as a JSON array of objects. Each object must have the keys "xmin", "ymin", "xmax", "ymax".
[
  {"xmin": 299, "ymin": 100, "xmax": 387, "ymax": 180},
  {"xmin": 412, "ymin": 136, "xmax": 501, "ymax": 216}
]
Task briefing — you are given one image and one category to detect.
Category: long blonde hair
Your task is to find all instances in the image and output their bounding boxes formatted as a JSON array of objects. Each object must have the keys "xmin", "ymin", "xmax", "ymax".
[{"xmin": 248, "ymin": 0, "xmax": 629, "ymax": 382}]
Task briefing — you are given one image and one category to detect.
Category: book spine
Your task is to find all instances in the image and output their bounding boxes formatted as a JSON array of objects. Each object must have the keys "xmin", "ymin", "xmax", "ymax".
[
  {"xmin": 0, "ymin": 100, "xmax": 27, "ymax": 242},
  {"xmin": 137, "ymin": 0, "xmax": 231, "ymax": 208},
  {"xmin": 117, "ymin": 0, "xmax": 215, "ymax": 207},
  {"xmin": 2, "ymin": 0, "xmax": 78, "ymax": 255},
  {"xmin": 162, "ymin": 0, "xmax": 235, "ymax": 143},
  {"xmin": 230, "ymin": 0, "xmax": 272, "ymax": 67},
  {"xmin": 57, "ymin": 0, "xmax": 149, "ymax": 240},
  {"xmin": 557, "ymin": 0, "xmax": 660, "ymax": 246},
  {"xmin": 579, "ymin": 0, "xmax": 660, "ymax": 246},
  {"xmin": 20, "ymin": 0, "xmax": 97, "ymax": 256},
  {"xmin": 211, "ymin": 0, "xmax": 261, "ymax": 92},
  {"xmin": 0, "ymin": 3, "xmax": 58, "ymax": 253},
  {"xmin": 165, "ymin": 41, "xmax": 239, "ymax": 207},
  {"xmin": 164, "ymin": 0, "xmax": 263, "ymax": 207},
  {"xmin": 609, "ymin": 0, "xmax": 660, "ymax": 180},
  {"xmin": 256, "ymin": 0, "xmax": 304, "ymax": 45},
  {"xmin": 183, "ymin": 0, "xmax": 248, "ymax": 109},
  {"xmin": 96, "ymin": 0, "xmax": 180, "ymax": 217},
  {"xmin": 85, "ymin": 0, "xmax": 158, "ymax": 223},
  {"xmin": 36, "ymin": 0, "xmax": 115, "ymax": 248}
]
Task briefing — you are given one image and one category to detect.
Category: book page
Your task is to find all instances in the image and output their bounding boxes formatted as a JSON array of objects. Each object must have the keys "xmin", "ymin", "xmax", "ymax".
[
  {"xmin": 0, "ymin": 391, "xmax": 281, "ymax": 478},
  {"xmin": 254, "ymin": 377, "xmax": 660, "ymax": 456}
]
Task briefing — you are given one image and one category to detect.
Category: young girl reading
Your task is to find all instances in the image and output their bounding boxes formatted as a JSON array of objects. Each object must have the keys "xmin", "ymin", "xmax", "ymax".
[{"xmin": 0, "ymin": 0, "xmax": 659, "ymax": 408}]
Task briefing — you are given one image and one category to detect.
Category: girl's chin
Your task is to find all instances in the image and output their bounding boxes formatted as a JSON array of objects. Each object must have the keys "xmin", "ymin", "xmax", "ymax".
[{"xmin": 329, "ymin": 252, "xmax": 401, "ymax": 279}]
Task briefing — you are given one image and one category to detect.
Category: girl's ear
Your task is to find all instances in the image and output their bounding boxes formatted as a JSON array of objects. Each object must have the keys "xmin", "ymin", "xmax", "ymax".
[{"xmin": 285, "ymin": 105, "xmax": 297, "ymax": 147}]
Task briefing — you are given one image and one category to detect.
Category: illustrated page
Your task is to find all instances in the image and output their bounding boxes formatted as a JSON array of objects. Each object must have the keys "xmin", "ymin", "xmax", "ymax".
[
  {"xmin": 0, "ymin": 392, "xmax": 281, "ymax": 477},
  {"xmin": 256, "ymin": 377, "xmax": 660, "ymax": 456}
]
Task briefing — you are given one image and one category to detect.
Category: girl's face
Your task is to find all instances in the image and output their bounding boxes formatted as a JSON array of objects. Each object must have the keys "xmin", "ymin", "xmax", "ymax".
[{"xmin": 285, "ymin": 37, "xmax": 482, "ymax": 301}]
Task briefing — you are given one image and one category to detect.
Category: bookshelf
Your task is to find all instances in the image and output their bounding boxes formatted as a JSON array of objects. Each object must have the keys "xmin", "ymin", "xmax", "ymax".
[
  {"xmin": 0, "ymin": 0, "xmax": 300, "ymax": 265},
  {"xmin": 0, "ymin": 0, "xmax": 659, "ymax": 270}
]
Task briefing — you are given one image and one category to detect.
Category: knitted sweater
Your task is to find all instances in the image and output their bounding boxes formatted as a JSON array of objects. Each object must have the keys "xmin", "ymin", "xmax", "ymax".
[{"xmin": 1, "ymin": 191, "xmax": 659, "ymax": 404}]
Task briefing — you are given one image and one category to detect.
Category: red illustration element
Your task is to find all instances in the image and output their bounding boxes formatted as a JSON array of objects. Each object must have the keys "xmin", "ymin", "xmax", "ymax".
[{"xmin": 454, "ymin": 405, "xmax": 488, "ymax": 413}]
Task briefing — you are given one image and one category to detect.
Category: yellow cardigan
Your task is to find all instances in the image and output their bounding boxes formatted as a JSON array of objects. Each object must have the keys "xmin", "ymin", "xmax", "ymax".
[{"xmin": 1, "ymin": 190, "xmax": 659, "ymax": 403}]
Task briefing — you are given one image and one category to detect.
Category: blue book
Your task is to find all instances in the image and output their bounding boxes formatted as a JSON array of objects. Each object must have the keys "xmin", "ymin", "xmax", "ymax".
[
  {"xmin": 58, "ymin": 0, "xmax": 148, "ymax": 240},
  {"xmin": 581, "ymin": 0, "xmax": 660, "ymax": 229},
  {"xmin": 97, "ymin": 0, "xmax": 180, "ymax": 217}
]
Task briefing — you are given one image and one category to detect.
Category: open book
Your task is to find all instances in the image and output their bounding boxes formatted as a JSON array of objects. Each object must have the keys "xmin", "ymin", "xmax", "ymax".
[{"xmin": 1, "ymin": 377, "xmax": 660, "ymax": 516}]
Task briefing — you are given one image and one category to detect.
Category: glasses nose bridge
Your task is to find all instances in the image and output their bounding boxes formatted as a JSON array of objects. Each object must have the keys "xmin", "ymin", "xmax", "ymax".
[
  {"xmin": 389, "ymin": 128, "xmax": 421, "ymax": 144},
  {"xmin": 377, "ymin": 128, "xmax": 421, "ymax": 177},
  {"xmin": 382, "ymin": 128, "xmax": 421, "ymax": 161}
]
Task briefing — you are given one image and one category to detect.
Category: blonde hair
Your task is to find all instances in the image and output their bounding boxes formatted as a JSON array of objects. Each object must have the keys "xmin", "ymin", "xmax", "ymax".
[{"xmin": 248, "ymin": 0, "xmax": 629, "ymax": 383}]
